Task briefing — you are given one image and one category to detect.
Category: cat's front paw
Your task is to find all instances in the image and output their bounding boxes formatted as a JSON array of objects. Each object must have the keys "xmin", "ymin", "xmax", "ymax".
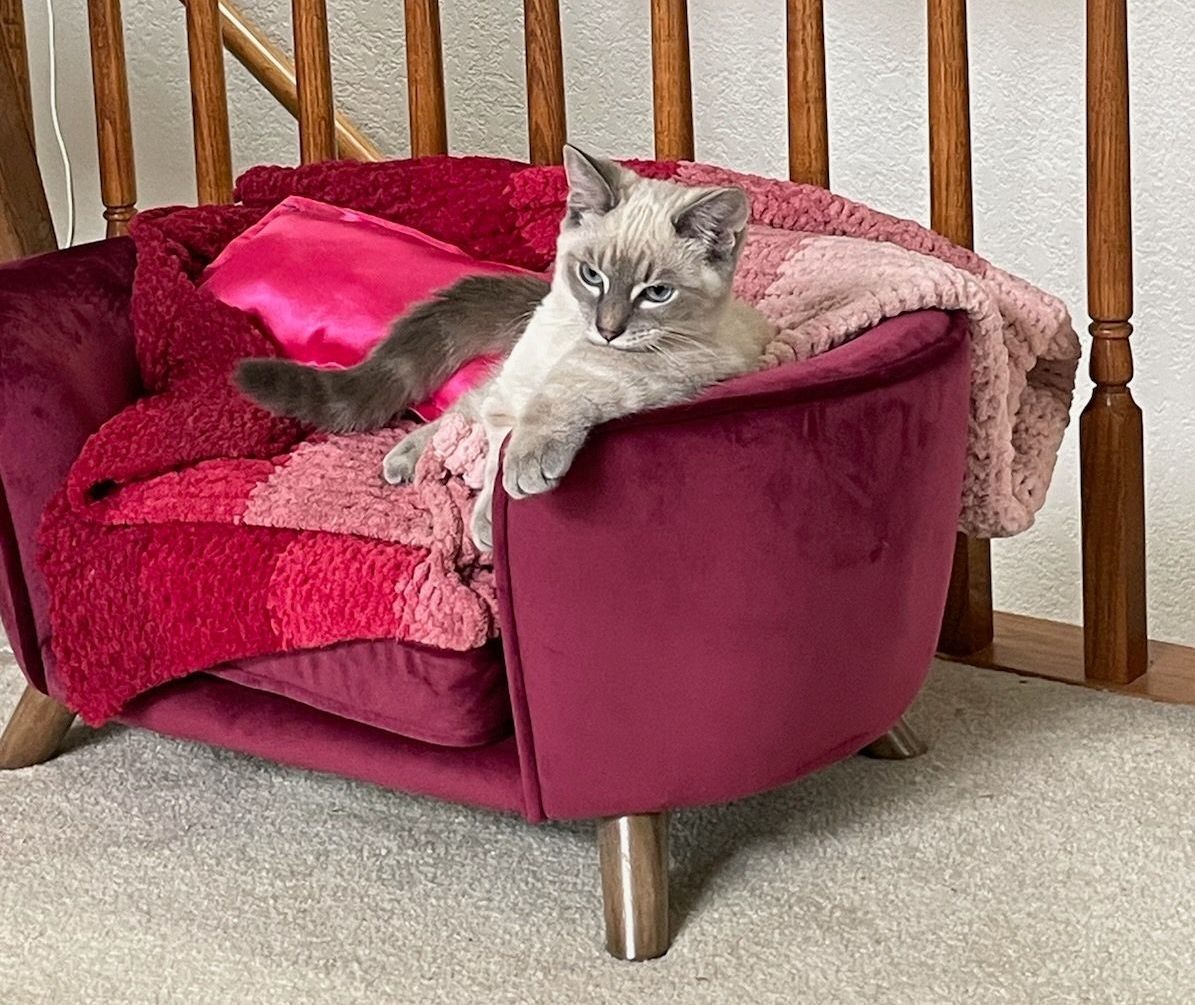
[
  {"xmin": 382, "ymin": 436, "xmax": 423, "ymax": 485},
  {"xmin": 502, "ymin": 428, "xmax": 578, "ymax": 499}
]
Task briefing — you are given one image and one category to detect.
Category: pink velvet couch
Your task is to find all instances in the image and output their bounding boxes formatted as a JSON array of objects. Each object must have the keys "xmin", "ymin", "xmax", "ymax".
[{"xmin": 0, "ymin": 238, "xmax": 971, "ymax": 959}]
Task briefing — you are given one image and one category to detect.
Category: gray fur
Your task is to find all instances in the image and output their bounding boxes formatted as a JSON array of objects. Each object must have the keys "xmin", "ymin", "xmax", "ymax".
[
  {"xmin": 562, "ymin": 145, "xmax": 623, "ymax": 222},
  {"xmin": 234, "ymin": 273, "xmax": 549, "ymax": 433},
  {"xmin": 673, "ymin": 188, "xmax": 751, "ymax": 261},
  {"xmin": 379, "ymin": 145, "xmax": 775, "ymax": 550}
]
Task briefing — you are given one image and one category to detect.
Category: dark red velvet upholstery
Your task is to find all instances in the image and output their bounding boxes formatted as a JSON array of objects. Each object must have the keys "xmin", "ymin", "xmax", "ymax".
[
  {"xmin": 1, "ymin": 240, "xmax": 970, "ymax": 824},
  {"xmin": 211, "ymin": 639, "xmax": 511, "ymax": 748},
  {"xmin": 495, "ymin": 310, "xmax": 971, "ymax": 819},
  {"xmin": 0, "ymin": 241, "xmax": 140, "ymax": 690},
  {"xmin": 117, "ymin": 673, "xmax": 526, "ymax": 815}
]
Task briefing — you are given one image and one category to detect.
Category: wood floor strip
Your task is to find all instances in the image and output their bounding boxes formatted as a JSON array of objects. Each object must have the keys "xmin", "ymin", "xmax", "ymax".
[{"xmin": 939, "ymin": 611, "xmax": 1195, "ymax": 706}]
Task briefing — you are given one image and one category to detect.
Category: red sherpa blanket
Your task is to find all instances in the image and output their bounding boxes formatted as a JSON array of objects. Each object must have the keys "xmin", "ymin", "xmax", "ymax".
[
  {"xmin": 40, "ymin": 155, "xmax": 1078, "ymax": 725},
  {"xmin": 41, "ymin": 157, "xmax": 552, "ymax": 724}
]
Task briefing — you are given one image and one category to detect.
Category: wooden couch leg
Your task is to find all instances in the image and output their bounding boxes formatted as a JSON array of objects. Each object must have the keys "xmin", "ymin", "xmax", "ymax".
[
  {"xmin": 0, "ymin": 685, "xmax": 76, "ymax": 769},
  {"xmin": 861, "ymin": 715, "xmax": 927, "ymax": 760},
  {"xmin": 597, "ymin": 812, "xmax": 671, "ymax": 961}
]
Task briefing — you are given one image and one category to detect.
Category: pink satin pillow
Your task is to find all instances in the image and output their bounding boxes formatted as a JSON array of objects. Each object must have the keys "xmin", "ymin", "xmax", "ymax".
[{"xmin": 202, "ymin": 195, "xmax": 534, "ymax": 419}]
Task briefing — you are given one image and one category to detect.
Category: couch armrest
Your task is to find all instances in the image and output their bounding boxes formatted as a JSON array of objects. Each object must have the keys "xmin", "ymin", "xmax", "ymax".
[
  {"xmin": 495, "ymin": 309, "xmax": 971, "ymax": 821},
  {"xmin": 0, "ymin": 239, "xmax": 139, "ymax": 689}
]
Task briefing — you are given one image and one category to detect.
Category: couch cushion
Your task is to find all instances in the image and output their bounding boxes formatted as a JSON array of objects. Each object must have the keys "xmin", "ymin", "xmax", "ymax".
[{"xmin": 208, "ymin": 637, "xmax": 511, "ymax": 748}]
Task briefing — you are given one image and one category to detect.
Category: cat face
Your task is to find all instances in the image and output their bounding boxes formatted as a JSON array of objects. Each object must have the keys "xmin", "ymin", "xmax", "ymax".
[{"xmin": 554, "ymin": 146, "xmax": 750, "ymax": 353}]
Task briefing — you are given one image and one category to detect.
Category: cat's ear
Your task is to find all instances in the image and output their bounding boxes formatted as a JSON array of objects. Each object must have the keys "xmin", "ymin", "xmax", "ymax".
[
  {"xmin": 562, "ymin": 145, "xmax": 623, "ymax": 223},
  {"xmin": 674, "ymin": 187, "xmax": 750, "ymax": 261}
]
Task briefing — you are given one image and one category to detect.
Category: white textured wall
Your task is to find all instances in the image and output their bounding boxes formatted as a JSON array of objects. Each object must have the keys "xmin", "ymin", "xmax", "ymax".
[{"xmin": 19, "ymin": 0, "xmax": 1194, "ymax": 644}]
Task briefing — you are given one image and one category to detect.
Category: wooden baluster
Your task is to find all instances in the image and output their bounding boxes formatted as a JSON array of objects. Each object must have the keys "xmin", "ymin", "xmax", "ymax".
[
  {"xmin": 650, "ymin": 0, "xmax": 693, "ymax": 161},
  {"xmin": 786, "ymin": 0, "xmax": 829, "ymax": 187},
  {"xmin": 523, "ymin": 0, "xmax": 566, "ymax": 165},
  {"xmin": 184, "ymin": 0, "xmax": 233, "ymax": 203},
  {"xmin": 404, "ymin": 0, "xmax": 448, "ymax": 156},
  {"xmin": 928, "ymin": 0, "xmax": 993, "ymax": 657},
  {"xmin": 928, "ymin": 0, "xmax": 973, "ymax": 249},
  {"xmin": 1082, "ymin": 0, "xmax": 1147, "ymax": 683},
  {"xmin": 292, "ymin": 0, "xmax": 336, "ymax": 163},
  {"xmin": 86, "ymin": 0, "xmax": 137, "ymax": 235}
]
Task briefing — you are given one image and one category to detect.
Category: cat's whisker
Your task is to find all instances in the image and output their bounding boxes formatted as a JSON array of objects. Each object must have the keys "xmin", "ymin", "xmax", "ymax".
[
  {"xmin": 655, "ymin": 331, "xmax": 718, "ymax": 358},
  {"xmin": 648, "ymin": 343, "xmax": 684, "ymax": 369}
]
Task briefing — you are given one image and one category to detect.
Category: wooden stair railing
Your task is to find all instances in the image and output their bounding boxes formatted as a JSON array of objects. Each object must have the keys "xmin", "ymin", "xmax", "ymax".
[
  {"xmin": 93, "ymin": 0, "xmax": 1150, "ymax": 686},
  {"xmin": 220, "ymin": 1, "xmax": 383, "ymax": 162}
]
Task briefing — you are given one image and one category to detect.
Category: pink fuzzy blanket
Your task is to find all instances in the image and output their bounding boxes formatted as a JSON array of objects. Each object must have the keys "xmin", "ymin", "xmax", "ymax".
[{"xmin": 39, "ymin": 156, "xmax": 1079, "ymax": 724}]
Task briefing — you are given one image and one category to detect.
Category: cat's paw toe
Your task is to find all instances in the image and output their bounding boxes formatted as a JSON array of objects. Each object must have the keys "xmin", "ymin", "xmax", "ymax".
[
  {"xmin": 502, "ymin": 438, "xmax": 571, "ymax": 498},
  {"xmin": 503, "ymin": 464, "xmax": 555, "ymax": 499},
  {"xmin": 382, "ymin": 441, "xmax": 419, "ymax": 484}
]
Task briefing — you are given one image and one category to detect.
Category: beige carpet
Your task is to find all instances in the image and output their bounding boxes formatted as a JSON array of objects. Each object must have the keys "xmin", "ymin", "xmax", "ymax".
[{"xmin": 3, "ymin": 652, "xmax": 1195, "ymax": 1005}]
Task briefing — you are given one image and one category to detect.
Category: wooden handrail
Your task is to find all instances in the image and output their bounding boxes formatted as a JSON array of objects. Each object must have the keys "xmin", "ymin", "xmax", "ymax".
[{"xmin": 216, "ymin": 0, "xmax": 383, "ymax": 162}]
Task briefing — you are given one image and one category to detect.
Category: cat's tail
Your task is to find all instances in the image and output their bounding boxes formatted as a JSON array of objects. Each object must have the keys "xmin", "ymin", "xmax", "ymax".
[
  {"xmin": 234, "ymin": 355, "xmax": 406, "ymax": 434},
  {"xmin": 233, "ymin": 272, "xmax": 550, "ymax": 433}
]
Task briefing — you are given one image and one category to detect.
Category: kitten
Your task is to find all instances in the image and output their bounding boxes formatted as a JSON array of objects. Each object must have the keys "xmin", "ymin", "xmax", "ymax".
[
  {"xmin": 235, "ymin": 146, "xmax": 773, "ymax": 550},
  {"xmin": 381, "ymin": 147, "xmax": 774, "ymax": 550}
]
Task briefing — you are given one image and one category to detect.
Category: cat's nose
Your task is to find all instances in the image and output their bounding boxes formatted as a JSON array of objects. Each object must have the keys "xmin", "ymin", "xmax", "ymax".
[{"xmin": 596, "ymin": 325, "xmax": 624, "ymax": 342}]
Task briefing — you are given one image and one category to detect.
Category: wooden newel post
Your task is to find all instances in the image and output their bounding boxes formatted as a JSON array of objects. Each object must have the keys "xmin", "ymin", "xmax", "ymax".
[
  {"xmin": 1081, "ymin": 0, "xmax": 1147, "ymax": 683},
  {"xmin": 86, "ymin": 0, "xmax": 137, "ymax": 235},
  {"xmin": 928, "ymin": 0, "xmax": 993, "ymax": 657}
]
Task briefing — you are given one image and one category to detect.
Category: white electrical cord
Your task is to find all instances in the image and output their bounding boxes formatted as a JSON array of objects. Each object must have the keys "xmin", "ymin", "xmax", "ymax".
[{"xmin": 44, "ymin": 0, "xmax": 76, "ymax": 247}]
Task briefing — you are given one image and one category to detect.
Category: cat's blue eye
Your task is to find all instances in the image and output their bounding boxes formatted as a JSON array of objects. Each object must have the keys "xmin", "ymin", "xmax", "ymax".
[
  {"xmin": 641, "ymin": 284, "xmax": 675, "ymax": 304},
  {"xmin": 577, "ymin": 262, "xmax": 604, "ymax": 289}
]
